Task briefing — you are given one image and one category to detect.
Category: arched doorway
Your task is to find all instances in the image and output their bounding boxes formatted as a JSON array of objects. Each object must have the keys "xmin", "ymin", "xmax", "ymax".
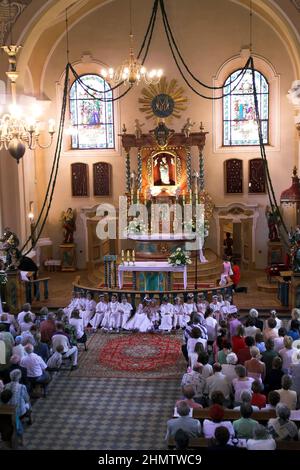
[{"xmin": 213, "ymin": 203, "xmax": 259, "ymax": 269}]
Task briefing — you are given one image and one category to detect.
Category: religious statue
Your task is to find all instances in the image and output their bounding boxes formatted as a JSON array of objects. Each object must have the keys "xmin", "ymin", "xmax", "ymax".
[
  {"xmin": 61, "ymin": 208, "xmax": 76, "ymax": 244},
  {"xmin": 182, "ymin": 117, "xmax": 195, "ymax": 138},
  {"xmin": 154, "ymin": 155, "xmax": 175, "ymax": 185},
  {"xmin": 134, "ymin": 119, "xmax": 144, "ymax": 139},
  {"xmin": 0, "ymin": 227, "xmax": 21, "ymax": 270},
  {"xmin": 265, "ymin": 205, "xmax": 280, "ymax": 241}
]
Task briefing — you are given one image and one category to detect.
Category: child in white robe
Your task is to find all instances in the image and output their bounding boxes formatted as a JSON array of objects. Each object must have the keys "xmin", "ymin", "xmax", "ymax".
[
  {"xmin": 183, "ymin": 294, "xmax": 197, "ymax": 325},
  {"xmin": 173, "ymin": 296, "xmax": 186, "ymax": 329},
  {"xmin": 125, "ymin": 298, "xmax": 152, "ymax": 332},
  {"xmin": 82, "ymin": 292, "xmax": 96, "ymax": 327},
  {"xmin": 63, "ymin": 291, "xmax": 78, "ymax": 318},
  {"xmin": 119, "ymin": 295, "xmax": 133, "ymax": 329},
  {"xmin": 91, "ymin": 294, "xmax": 108, "ymax": 330},
  {"xmin": 107, "ymin": 295, "xmax": 121, "ymax": 331},
  {"xmin": 196, "ymin": 293, "xmax": 208, "ymax": 316},
  {"xmin": 159, "ymin": 296, "xmax": 173, "ymax": 332}
]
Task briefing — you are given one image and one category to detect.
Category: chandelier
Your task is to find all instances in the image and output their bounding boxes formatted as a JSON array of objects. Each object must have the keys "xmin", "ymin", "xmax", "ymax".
[
  {"xmin": 0, "ymin": 45, "xmax": 56, "ymax": 163},
  {"xmin": 101, "ymin": 33, "xmax": 163, "ymax": 86}
]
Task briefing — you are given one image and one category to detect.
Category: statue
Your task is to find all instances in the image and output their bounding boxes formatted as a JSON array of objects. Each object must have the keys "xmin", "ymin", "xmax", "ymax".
[
  {"xmin": 0, "ymin": 227, "xmax": 21, "ymax": 270},
  {"xmin": 134, "ymin": 119, "xmax": 144, "ymax": 139},
  {"xmin": 61, "ymin": 208, "xmax": 76, "ymax": 244},
  {"xmin": 265, "ymin": 205, "xmax": 280, "ymax": 241},
  {"xmin": 182, "ymin": 117, "xmax": 195, "ymax": 138},
  {"xmin": 154, "ymin": 156, "xmax": 175, "ymax": 185}
]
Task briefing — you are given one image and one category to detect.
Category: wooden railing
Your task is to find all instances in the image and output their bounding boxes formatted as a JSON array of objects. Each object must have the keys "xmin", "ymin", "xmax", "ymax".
[
  {"xmin": 24, "ymin": 277, "xmax": 50, "ymax": 303},
  {"xmin": 0, "ymin": 404, "xmax": 18, "ymax": 449},
  {"xmin": 72, "ymin": 275, "xmax": 234, "ymax": 305}
]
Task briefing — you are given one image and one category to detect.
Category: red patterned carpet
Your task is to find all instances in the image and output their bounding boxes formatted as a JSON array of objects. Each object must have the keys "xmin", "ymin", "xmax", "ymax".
[{"xmin": 70, "ymin": 331, "xmax": 187, "ymax": 379}]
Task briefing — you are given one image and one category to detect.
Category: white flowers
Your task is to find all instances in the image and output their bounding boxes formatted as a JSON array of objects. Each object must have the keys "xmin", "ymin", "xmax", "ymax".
[
  {"xmin": 168, "ymin": 248, "xmax": 192, "ymax": 266},
  {"xmin": 125, "ymin": 218, "xmax": 148, "ymax": 235}
]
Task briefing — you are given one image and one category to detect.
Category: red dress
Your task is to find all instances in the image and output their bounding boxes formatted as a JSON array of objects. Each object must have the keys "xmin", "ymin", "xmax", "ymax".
[
  {"xmin": 231, "ymin": 265, "xmax": 241, "ymax": 286},
  {"xmin": 231, "ymin": 335, "xmax": 246, "ymax": 354},
  {"xmin": 251, "ymin": 393, "xmax": 266, "ymax": 409}
]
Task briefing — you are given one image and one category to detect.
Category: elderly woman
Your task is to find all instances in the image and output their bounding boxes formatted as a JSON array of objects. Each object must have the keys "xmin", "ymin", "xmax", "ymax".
[
  {"xmin": 268, "ymin": 403, "xmax": 298, "ymax": 440},
  {"xmin": 275, "ymin": 375, "xmax": 297, "ymax": 410},
  {"xmin": 248, "ymin": 308, "xmax": 263, "ymax": 331},
  {"xmin": 231, "ymin": 325, "xmax": 246, "ymax": 354},
  {"xmin": 232, "ymin": 365, "xmax": 254, "ymax": 405},
  {"xmin": 203, "ymin": 404, "xmax": 234, "ymax": 438},
  {"xmin": 221, "ymin": 352, "xmax": 238, "ymax": 385},
  {"xmin": 287, "ymin": 308, "xmax": 300, "ymax": 332},
  {"xmin": 279, "ymin": 336, "xmax": 296, "ymax": 374},
  {"xmin": 4, "ymin": 369, "xmax": 32, "ymax": 426},
  {"xmin": 247, "ymin": 424, "xmax": 276, "ymax": 450},
  {"xmin": 244, "ymin": 346, "xmax": 266, "ymax": 382},
  {"xmin": 233, "ymin": 390, "xmax": 259, "ymax": 412}
]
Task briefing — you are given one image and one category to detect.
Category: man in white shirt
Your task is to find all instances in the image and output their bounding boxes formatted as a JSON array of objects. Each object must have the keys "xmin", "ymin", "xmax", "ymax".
[
  {"xmin": 20, "ymin": 343, "xmax": 50, "ymax": 394},
  {"xmin": 51, "ymin": 322, "xmax": 78, "ymax": 369},
  {"xmin": 17, "ymin": 303, "xmax": 35, "ymax": 324}
]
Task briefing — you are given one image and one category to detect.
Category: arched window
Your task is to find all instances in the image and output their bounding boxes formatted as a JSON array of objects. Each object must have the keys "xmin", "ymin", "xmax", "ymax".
[
  {"xmin": 69, "ymin": 74, "xmax": 114, "ymax": 149},
  {"xmin": 223, "ymin": 69, "xmax": 269, "ymax": 146}
]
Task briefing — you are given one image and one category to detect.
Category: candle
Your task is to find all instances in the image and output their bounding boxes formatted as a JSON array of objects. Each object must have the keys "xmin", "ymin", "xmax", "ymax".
[
  {"xmin": 190, "ymin": 190, "xmax": 192, "ymax": 204},
  {"xmin": 183, "ymin": 194, "xmax": 186, "ymax": 205},
  {"xmin": 127, "ymin": 250, "xmax": 130, "ymax": 262},
  {"xmin": 121, "ymin": 250, "xmax": 125, "ymax": 264},
  {"xmin": 48, "ymin": 118, "xmax": 55, "ymax": 133},
  {"xmin": 131, "ymin": 189, "xmax": 134, "ymax": 204},
  {"xmin": 132, "ymin": 249, "xmax": 135, "ymax": 263}
]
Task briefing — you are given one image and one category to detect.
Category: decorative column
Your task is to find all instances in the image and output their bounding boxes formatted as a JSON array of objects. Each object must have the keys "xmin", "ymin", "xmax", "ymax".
[
  {"xmin": 187, "ymin": 148, "xmax": 192, "ymax": 203},
  {"xmin": 125, "ymin": 150, "xmax": 131, "ymax": 193},
  {"xmin": 137, "ymin": 149, "xmax": 142, "ymax": 202},
  {"xmin": 199, "ymin": 149, "xmax": 205, "ymax": 191}
]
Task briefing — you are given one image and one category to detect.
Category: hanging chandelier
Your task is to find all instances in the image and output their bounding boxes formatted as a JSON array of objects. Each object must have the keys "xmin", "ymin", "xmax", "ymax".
[
  {"xmin": 101, "ymin": 33, "xmax": 163, "ymax": 86},
  {"xmin": 0, "ymin": 45, "xmax": 56, "ymax": 163}
]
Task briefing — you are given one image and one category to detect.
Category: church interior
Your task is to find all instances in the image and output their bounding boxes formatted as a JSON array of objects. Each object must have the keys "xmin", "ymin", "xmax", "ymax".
[{"xmin": 1, "ymin": 0, "xmax": 300, "ymax": 453}]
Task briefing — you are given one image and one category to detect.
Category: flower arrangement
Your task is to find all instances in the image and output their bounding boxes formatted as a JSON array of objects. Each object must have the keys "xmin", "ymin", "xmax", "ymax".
[
  {"xmin": 183, "ymin": 219, "xmax": 210, "ymax": 239},
  {"xmin": 168, "ymin": 247, "xmax": 192, "ymax": 266},
  {"xmin": 125, "ymin": 218, "xmax": 148, "ymax": 235}
]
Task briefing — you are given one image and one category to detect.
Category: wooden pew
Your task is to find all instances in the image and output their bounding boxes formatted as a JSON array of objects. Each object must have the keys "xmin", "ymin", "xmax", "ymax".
[
  {"xmin": 192, "ymin": 408, "xmax": 277, "ymax": 422},
  {"xmin": 0, "ymin": 405, "xmax": 17, "ymax": 449},
  {"xmin": 168, "ymin": 436, "xmax": 300, "ymax": 450}
]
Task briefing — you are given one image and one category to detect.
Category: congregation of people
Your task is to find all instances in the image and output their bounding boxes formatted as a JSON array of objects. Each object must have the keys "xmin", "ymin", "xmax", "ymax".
[
  {"xmin": 167, "ymin": 305, "xmax": 300, "ymax": 450},
  {"xmin": 1, "ymin": 289, "xmax": 300, "ymax": 450}
]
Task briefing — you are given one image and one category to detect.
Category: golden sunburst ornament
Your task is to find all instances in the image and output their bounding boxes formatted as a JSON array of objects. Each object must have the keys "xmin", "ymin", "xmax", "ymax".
[{"xmin": 138, "ymin": 77, "xmax": 188, "ymax": 121}]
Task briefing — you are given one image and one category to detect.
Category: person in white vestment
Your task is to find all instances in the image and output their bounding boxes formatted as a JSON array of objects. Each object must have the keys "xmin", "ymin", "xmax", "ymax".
[
  {"xmin": 17, "ymin": 303, "xmax": 35, "ymax": 324},
  {"xmin": 149, "ymin": 298, "xmax": 160, "ymax": 329},
  {"xmin": 183, "ymin": 294, "xmax": 197, "ymax": 325},
  {"xmin": 82, "ymin": 292, "xmax": 96, "ymax": 327},
  {"xmin": 173, "ymin": 296, "xmax": 186, "ymax": 329},
  {"xmin": 91, "ymin": 294, "xmax": 108, "ymax": 330},
  {"xmin": 63, "ymin": 291, "xmax": 78, "ymax": 318},
  {"xmin": 124, "ymin": 297, "xmax": 152, "ymax": 332},
  {"xmin": 159, "ymin": 296, "xmax": 174, "ymax": 332},
  {"xmin": 118, "ymin": 295, "xmax": 133, "ymax": 329},
  {"xmin": 107, "ymin": 294, "xmax": 122, "ymax": 331}
]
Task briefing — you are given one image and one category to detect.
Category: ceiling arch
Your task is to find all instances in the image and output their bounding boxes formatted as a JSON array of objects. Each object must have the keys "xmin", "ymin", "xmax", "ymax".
[{"xmin": 13, "ymin": 0, "xmax": 300, "ymax": 91}]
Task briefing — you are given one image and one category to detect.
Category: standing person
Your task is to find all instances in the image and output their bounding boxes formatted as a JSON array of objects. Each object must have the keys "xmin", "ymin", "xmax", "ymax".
[
  {"xmin": 223, "ymin": 232, "xmax": 233, "ymax": 257},
  {"xmin": 69, "ymin": 309, "xmax": 87, "ymax": 350},
  {"xmin": 230, "ymin": 259, "xmax": 241, "ymax": 291}
]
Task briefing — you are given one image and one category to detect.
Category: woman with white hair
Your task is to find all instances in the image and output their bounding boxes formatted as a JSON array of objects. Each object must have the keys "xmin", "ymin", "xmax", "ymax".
[
  {"xmin": 244, "ymin": 346, "xmax": 266, "ymax": 382},
  {"xmin": 221, "ymin": 352, "xmax": 238, "ymax": 385},
  {"xmin": 248, "ymin": 308, "xmax": 263, "ymax": 331},
  {"xmin": 4, "ymin": 369, "xmax": 32, "ymax": 424},
  {"xmin": 247, "ymin": 424, "xmax": 276, "ymax": 450},
  {"xmin": 264, "ymin": 310, "xmax": 282, "ymax": 331},
  {"xmin": 267, "ymin": 403, "xmax": 298, "ymax": 440}
]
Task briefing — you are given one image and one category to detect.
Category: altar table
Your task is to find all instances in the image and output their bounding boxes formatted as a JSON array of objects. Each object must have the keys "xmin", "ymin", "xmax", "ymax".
[{"xmin": 118, "ymin": 261, "xmax": 187, "ymax": 290}]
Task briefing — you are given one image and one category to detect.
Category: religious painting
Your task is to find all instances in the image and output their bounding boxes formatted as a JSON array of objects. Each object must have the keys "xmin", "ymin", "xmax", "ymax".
[
  {"xmin": 225, "ymin": 159, "xmax": 243, "ymax": 193},
  {"xmin": 152, "ymin": 152, "xmax": 176, "ymax": 186},
  {"xmin": 93, "ymin": 162, "xmax": 111, "ymax": 196},
  {"xmin": 248, "ymin": 158, "xmax": 266, "ymax": 193},
  {"xmin": 71, "ymin": 162, "xmax": 89, "ymax": 197},
  {"xmin": 223, "ymin": 69, "xmax": 269, "ymax": 146}
]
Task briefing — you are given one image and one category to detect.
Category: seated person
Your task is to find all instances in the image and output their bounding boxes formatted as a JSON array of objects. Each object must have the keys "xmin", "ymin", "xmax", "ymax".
[
  {"xmin": 209, "ymin": 426, "xmax": 238, "ymax": 451},
  {"xmin": 251, "ymin": 380, "xmax": 266, "ymax": 409},
  {"xmin": 246, "ymin": 424, "xmax": 276, "ymax": 450},
  {"xmin": 175, "ymin": 385, "xmax": 202, "ymax": 410},
  {"xmin": 275, "ymin": 374, "xmax": 297, "ymax": 410},
  {"xmin": 232, "ymin": 365, "xmax": 254, "ymax": 405},
  {"xmin": 46, "ymin": 344, "xmax": 64, "ymax": 371},
  {"xmin": 51, "ymin": 322, "xmax": 78, "ymax": 370},
  {"xmin": 233, "ymin": 403, "xmax": 259, "ymax": 439},
  {"xmin": 203, "ymin": 404, "xmax": 234, "ymax": 438},
  {"xmin": 233, "ymin": 390, "xmax": 259, "ymax": 412},
  {"xmin": 268, "ymin": 403, "xmax": 298, "ymax": 441},
  {"xmin": 166, "ymin": 401, "xmax": 201, "ymax": 439},
  {"xmin": 266, "ymin": 391, "xmax": 281, "ymax": 410},
  {"xmin": 174, "ymin": 429, "xmax": 189, "ymax": 450}
]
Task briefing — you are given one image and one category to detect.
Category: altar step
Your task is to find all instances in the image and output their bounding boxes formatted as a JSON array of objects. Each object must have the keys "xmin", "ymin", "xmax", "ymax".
[{"xmin": 256, "ymin": 277, "xmax": 278, "ymax": 293}]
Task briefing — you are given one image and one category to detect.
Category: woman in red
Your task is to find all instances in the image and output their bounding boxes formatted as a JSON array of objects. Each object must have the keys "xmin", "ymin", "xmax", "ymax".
[
  {"xmin": 251, "ymin": 380, "xmax": 266, "ymax": 409},
  {"xmin": 231, "ymin": 259, "xmax": 241, "ymax": 290},
  {"xmin": 231, "ymin": 325, "xmax": 246, "ymax": 354}
]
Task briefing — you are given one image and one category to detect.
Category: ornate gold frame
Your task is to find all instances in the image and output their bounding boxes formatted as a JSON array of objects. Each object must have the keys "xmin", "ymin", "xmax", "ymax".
[{"xmin": 148, "ymin": 149, "xmax": 179, "ymax": 187}]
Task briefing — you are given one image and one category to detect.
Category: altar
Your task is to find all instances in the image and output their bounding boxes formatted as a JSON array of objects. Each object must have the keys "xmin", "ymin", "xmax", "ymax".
[
  {"xmin": 118, "ymin": 261, "xmax": 187, "ymax": 291},
  {"xmin": 129, "ymin": 233, "xmax": 196, "ymax": 260}
]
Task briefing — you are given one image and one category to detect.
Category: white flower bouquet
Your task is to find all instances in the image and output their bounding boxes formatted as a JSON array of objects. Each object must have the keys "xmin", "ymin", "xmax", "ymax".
[
  {"xmin": 168, "ymin": 247, "xmax": 192, "ymax": 266},
  {"xmin": 125, "ymin": 218, "xmax": 148, "ymax": 235}
]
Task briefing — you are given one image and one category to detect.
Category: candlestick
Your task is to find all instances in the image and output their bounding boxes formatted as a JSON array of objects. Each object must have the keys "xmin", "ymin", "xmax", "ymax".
[
  {"xmin": 132, "ymin": 249, "xmax": 135, "ymax": 264},
  {"xmin": 127, "ymin": 249, "xmax": 130, "ymax": 265},
  {"xmin": 190, "ymin": 190, "xmax": 192, "ymax": 204},
  {"xmin": 121, "ymin": 250, "xmax": 125, "ymax": 264},
  {"xmin": 131, "ymin": 189, "xmax": 134, "ymax": 204},
  {"xmin": 183, "ymin": 194, "xmax": 186, "ymax": 205}
]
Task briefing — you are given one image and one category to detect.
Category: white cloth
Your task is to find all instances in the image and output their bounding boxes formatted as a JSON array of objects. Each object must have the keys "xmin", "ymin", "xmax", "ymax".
[
  {"xmin": 118, "ymin": 302, "xmax": 133, "ymax": 328},
  {"xmin": 108, "ymin": 301, "xmax": 122, "ymax": 329},
  {"xmin": 232, "ymin": 377, "xmax": 255, "ymax": 403},
  {"xmin": 221, "ymin": 364, "xmax": 238, "ymax": 385},
  {"xmin": 20, "ymin": 352, "xmax": 47, "ymax": 378},
  {"xmin": 159, "ymin": 304, "xmax": 174, "ymax": 331},
  {"xmin": 246, "ymin": 439, "xmax": 276, "ymax": 450},
  {"xmin": 205, "ymin": 372, "xmax": 231, "ymax": 399},
  {"xmin": 203, "ymin": 420, "xmax": 235, "ymax": 438},
  {"xmin": 17, "ymin": 310, "xmax": 35, "ymax": 324},
  {"xmin": 173, "ymin": 304, "xmax": 186, "ymax": 328},
  {"xmin": 90, "ymin": 301, "xmax": 108, "ymax": 329}
]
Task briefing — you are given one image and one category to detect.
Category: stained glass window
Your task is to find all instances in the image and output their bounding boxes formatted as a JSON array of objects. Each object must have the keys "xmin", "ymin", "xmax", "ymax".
[
  {"xmin": 223, "ymin": 69, "xmax": 269, "ymax": 146},
  {"xmin": 69, "ymin": 74, "xmax": 114, "ymax": 149}
]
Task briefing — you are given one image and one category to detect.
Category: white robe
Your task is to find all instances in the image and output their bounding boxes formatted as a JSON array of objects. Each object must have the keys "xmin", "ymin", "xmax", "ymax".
[
  {"xmin": 159, "ymin": 303, "xmax": 174, "ymax": 331},
  {"xmin": 173, "ymin": 304, "xmax": 186, "ymax": 328},
  {"xmin": 183, "ymin": 302, "xmax": 196, "ymax": 323},
  {"xmin": 108, "ymin": 301, "xmax": 122, "ymax": 329},
  {"xmin": 81, "ymin": 299, "xmax": 96, "ymax": 327},
  {"xmin": 118, "ymin": 302, "xmax": 133, "ymax": 328},
  {"xmin": 90, "ymin": 301, "xmax": 108, "ymax": 329},
  {"xmin": 124, "ymin": 305, "xmax": 152, "ymax": 332}
]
